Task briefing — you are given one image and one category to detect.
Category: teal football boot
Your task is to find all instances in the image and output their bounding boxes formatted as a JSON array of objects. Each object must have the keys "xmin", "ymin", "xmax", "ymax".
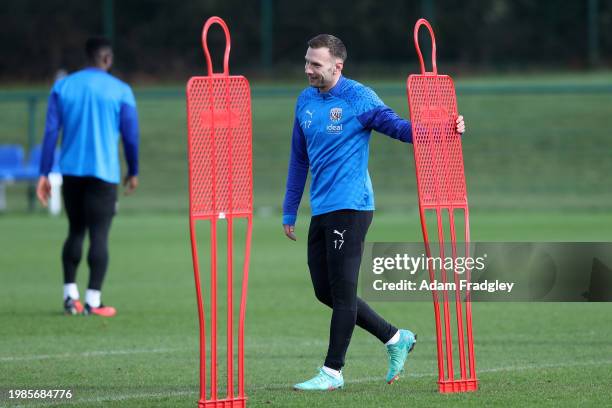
[
  {"xmin": 293, "ymin": 368, "xmax": 344, "ymax": 391},
  {"xmin": 385, "ymin": 329, "xmax": 417, "ymax": 384}
]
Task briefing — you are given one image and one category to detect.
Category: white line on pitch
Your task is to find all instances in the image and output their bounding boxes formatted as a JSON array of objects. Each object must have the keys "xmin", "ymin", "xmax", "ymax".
[
  {"xmin": 259, "ymin": 359, "xmax": 612, "ymax": 389},
  {"xmin": 0, "ymin": 348, "xmax": 183, "ymax": 362},
  {"xmin": 8, "ymin": 358, "xmax": 612, "ymax": 407},
  {"xmin": 7, "ymin": 390, "xmax": 195, "ymax": 408},
  {"xmin": 1, "ymin": 333, "xmax": 603, "ymax": 363},
  {"xmin": 0, "ymin": 338, "xmax": 364, "ymax": 363}
]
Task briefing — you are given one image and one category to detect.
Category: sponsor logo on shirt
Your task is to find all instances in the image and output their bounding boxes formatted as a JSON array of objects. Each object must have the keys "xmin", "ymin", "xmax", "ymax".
[{"xmin": 326, "ymin": 123, "xmax": 343, "ymax": 134}]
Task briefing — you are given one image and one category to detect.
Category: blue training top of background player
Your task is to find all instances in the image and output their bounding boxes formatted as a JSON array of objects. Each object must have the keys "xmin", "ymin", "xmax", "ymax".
[
  {"xmin": 39, "ymin": 67, "xmax": 139, "ymax": 184},
  {"xmin": 282, "ymin": 76, "xmax": 413, "ymax": 225}
]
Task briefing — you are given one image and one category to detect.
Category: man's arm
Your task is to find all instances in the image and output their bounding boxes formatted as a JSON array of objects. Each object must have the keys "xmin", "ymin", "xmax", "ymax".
[
  {"xmin": 357, "ymin": 106, "xmax": 413, "ymax": 143},
  {"xmin": 359, "ymin": 105, "xmax": 466, "ymax": 140},
  {"xmin": 119, "ymin": 90, "xmax": 140, "ymax": 195},
  {"xmin": 282, "ymin": 117, "xmax": 309, "ymax": 240},
  {"xmin": 36, "ymin": 90, "xmax": 62, "ymax": 207},
  {"xmin": 39, "ymin": 91, "xmax": 62, "ymax": 176},
  {"xmin": 354, "ymin": 87, "xmax": 465, "ymax": 142}
]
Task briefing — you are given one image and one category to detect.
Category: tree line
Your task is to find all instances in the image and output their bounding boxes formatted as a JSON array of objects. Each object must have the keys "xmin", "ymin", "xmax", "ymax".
[{"xmin": 0, "ymin": 0, "xmax": 609, "ymax": 82}]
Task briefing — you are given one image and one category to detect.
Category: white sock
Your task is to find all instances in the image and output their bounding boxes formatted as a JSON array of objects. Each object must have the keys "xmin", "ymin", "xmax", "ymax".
[
  {"xmin": 85, "ymin": 289, "xmax": 101, "ymax": 308},
  {"xmin": 385, "ymin": 330, "xmax": 401, "ymax": 346},
  {"xmin": 322, "ymin": 366, "xmax": 342, "ymax": 379},
  {"xmin": 63, "ymin": 283, "xmax": 79, "ymax": 300}
]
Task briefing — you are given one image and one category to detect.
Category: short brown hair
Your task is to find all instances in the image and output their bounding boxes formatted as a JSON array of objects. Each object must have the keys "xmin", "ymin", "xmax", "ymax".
[{"xmin": 308, "ymin": 34, "xmax": 347, "ymax": 61}]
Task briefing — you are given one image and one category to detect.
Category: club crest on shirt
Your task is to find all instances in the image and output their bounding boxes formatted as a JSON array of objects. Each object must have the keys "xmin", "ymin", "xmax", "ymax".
[{"xmin": 329, "ymin": 107, "xmax": 342, "ymax": 122}]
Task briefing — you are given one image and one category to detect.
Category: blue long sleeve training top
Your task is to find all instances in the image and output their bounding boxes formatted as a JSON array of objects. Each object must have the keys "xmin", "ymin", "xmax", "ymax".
[
  {"xmin": 39, "ymin": 67, "xmax": 139, "ymax": 184},
  {"xmin": 282, "ymin": 76, "xmax": 413, "ymax": 225}
]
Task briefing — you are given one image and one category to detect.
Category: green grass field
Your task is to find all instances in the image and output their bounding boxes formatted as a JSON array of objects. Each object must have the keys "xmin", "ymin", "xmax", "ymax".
[
  {"xmin": 2, "ymin": 212, "xmax": 612, "ymax": 407},
  {"xmin": 1, "ymin": 74, "xmax": 611, "ymax": 406}
]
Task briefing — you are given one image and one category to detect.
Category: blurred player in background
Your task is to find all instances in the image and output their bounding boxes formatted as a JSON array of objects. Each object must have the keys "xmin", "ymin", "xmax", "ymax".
[{"xmin": 37, "ymin": 36, "xmax": 140, "ymax": 317}]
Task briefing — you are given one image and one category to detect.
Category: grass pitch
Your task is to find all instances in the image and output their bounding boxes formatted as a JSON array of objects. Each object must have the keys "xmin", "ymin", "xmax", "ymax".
[
  {"xmin": 1, "ymin": 73, "xmax": 611, "ymax": 406},
  {"xmin": 1, "ymin": 212, "xmax": 612, "ymax": 407}
]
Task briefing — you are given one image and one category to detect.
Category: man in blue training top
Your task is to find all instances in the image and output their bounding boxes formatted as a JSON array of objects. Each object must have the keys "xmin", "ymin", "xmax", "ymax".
[
  {"xmin": 283, "ymin": 34, "xmax": 465, "ymax": 390},
  {"xmin": 36, "ymin": 37, "xmax": 140, "ymax": 318}
]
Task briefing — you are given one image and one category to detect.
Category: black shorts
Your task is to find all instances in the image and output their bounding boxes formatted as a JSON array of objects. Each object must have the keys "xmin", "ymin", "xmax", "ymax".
[
  {"xmin": 307, "ymin": 209, "xmax": 373, "ymax": 310},
  {"xmin": 62, "ymin": 175, "xmax": 117, "ymax": 222}
]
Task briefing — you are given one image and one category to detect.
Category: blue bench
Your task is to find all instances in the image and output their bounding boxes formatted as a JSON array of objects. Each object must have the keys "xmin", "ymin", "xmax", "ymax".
[
  {"xmin": 0, "ymin": 144, "xmax": 60, "ymax": 211},
  {"xmin": 0, "ymin": 145, "xmax": 25, "ymax": 182}
]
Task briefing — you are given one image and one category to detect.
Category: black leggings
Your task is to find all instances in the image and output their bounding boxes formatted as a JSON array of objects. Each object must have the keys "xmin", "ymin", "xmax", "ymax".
[
  {"xmin": 62, "ymin": 176, "xmax": 117, "ymax": 291},
  {"xmin": 307, "ymin": 209, "xmax": 397, "ymax": 370}
]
